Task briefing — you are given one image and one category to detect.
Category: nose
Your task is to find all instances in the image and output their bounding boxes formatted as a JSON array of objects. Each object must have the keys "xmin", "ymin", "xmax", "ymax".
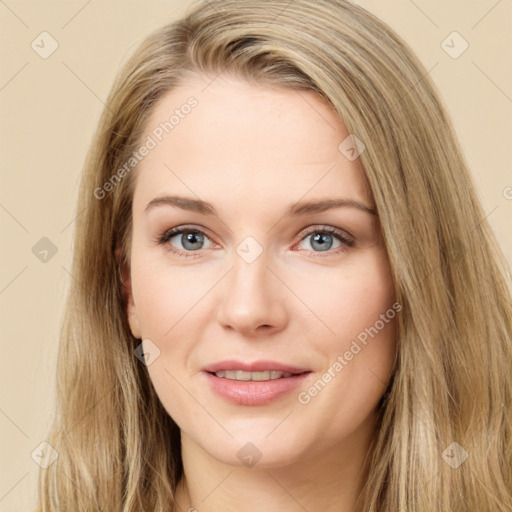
[{"xmin": 215, "ymin": 249, "xmax": 288, "ymax": 337}]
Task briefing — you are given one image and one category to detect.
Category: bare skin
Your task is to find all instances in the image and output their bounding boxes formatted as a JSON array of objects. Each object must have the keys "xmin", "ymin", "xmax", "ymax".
[{"xmin": 123, "ymin": 75, "xmax": 397, "ymax": 512}]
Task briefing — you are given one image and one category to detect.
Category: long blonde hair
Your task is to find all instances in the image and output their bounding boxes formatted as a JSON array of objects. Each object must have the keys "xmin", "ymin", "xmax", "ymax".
[{"xmin": 38, "ymin": 0, "xmax": 512, "ymax": 510}]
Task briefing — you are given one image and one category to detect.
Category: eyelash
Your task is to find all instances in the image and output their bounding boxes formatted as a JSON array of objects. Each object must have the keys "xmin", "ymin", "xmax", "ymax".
[{"xmin": 155, "ymin": 224, "xmax": 355, "ymax": 259}]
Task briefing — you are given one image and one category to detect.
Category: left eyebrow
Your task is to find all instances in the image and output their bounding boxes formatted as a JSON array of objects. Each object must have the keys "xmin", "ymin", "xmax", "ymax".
[
  {"xmin": 286, "ymin": 198, "xmax": 377, "ymax": 217},
  {"xmin": 144, "ymin": 195, "xmax": 377, "ymax": 217}
]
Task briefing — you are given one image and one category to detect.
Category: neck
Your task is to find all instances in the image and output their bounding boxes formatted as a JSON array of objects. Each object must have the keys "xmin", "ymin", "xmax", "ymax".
[{"xmin": 173, "ymin": 412, "xmax": 378, "ymax": 512}]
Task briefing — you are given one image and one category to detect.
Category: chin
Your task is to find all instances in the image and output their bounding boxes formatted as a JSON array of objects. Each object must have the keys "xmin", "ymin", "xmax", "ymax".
[{"xmin": 185, "ymin": 422, "xmax": 314, "ymax": 470}]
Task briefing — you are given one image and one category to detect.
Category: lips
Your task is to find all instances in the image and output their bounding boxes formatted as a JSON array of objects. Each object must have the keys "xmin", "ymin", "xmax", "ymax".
[{"xmin": 202, "ymin": 360, "xmax": 312, "ymax": 406}]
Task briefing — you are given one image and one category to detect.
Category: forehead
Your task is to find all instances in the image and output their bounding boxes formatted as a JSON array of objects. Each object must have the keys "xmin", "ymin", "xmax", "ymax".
[{"xmin": 132, "ymin": 75, "xmax": 372, "ymax": 211}]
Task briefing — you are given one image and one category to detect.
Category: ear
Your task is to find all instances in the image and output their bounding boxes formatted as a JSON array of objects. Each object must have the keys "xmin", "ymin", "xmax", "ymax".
[{"xmin": 116, "ymin": 247, "xmax": 142, "ymax": 339}]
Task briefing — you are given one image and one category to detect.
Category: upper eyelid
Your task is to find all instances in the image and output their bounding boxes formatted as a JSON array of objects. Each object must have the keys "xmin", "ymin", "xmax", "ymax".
[
  {"xmin": 164, "ymin": 224, "xmax": 217, "ymax": 243},
  {"xmin": 300, "ymin": 225, "xmax": 353, "ymax": 240}
]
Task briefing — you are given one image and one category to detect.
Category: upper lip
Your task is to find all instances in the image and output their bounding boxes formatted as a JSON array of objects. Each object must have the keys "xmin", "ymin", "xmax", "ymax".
[{"xmin": 202, "ymin": 360, "xmax": 311, "ymax": 374}]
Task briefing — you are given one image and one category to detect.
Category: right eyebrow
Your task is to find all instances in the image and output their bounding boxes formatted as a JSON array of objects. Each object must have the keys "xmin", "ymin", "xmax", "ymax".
[{"xmin": 145, "ymin": 195, "xmax": 217, "ymax": 215}]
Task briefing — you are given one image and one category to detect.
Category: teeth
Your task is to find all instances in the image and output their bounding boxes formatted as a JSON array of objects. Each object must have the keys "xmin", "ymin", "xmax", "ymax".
[{"xmin": 214, "ymin": 370, "xmax": 295, "ymax": 381}]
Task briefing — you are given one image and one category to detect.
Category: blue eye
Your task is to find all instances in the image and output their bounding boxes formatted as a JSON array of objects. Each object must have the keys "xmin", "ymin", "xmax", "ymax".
[
  {"xmin": 296, "ymin": 226, "xmax": 354, "ymax": 256},
  {"xmin": 159, "ymin": 226, "xmax": 214, "ymax": 256}
]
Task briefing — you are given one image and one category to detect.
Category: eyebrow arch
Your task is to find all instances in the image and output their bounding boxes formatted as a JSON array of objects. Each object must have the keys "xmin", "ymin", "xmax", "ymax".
[{"xmin": 144, "ymin": 195, "xmax": 377, "ymax": 217}]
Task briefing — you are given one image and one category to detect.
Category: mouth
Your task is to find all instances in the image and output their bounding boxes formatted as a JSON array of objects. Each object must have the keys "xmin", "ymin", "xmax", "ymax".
[
  {"xmin": 208, "ymin": 369, "xmax": 307, "ymax": 381},
  {"xmin": 202, "ymin": 360, "xmax": 312, "ymax": 406}
]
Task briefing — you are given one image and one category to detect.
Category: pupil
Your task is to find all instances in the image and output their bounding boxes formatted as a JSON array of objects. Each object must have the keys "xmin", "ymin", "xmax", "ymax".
[
  {"xmin": 183, "ymin": 232, "xmax": 203, "ymax": 250},
  {"xmin": 312, "ymin": 233, "xmax": 333, "ymax": 251}
]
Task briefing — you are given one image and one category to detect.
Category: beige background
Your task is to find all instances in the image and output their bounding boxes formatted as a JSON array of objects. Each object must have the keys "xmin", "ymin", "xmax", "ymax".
[{"xmin": 1, "ymin": 1, "xmax": 511, "ymax": 510}]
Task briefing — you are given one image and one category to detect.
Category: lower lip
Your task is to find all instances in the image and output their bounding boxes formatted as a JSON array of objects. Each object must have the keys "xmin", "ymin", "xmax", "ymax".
[{"xmin": 204, "ymin": 371, "xmax": 311, "ymax": 406}]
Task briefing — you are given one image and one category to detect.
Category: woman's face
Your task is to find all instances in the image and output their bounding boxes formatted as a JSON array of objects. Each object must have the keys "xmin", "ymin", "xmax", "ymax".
[{"xmin": 124, "ymin": 75, "xmax": 398, "ymax": 468}]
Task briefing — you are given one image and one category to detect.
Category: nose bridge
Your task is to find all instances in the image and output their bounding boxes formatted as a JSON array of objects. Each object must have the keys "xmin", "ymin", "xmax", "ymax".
[{"xmin": 216, "ymin": 238, "xmax": 287, "ymax": 334}]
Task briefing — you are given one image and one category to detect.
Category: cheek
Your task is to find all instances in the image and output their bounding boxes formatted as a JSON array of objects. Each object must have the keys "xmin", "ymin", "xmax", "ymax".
[
  {"xmin": 130, "ymin": 255, "xmax": 205, "ymax": 425},
  {"xmin": 130, "ymin": 251, "xmax": 207, "ymax": 339},
  {"xmin": 295, "ymin": 249, "xmax": 397, "ymax": 394},
  {"xmin": 295, "ymin": 248, "xmax": 396, "ymax": 343}
]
